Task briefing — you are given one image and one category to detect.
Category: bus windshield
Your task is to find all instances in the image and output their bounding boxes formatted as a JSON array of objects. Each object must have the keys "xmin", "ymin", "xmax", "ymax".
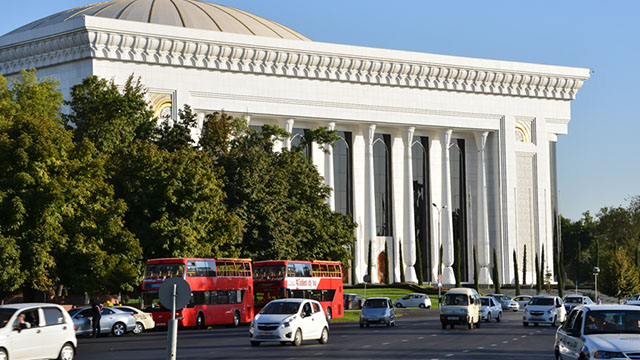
[
  {"xmin": 253, "ymin": 265, "xmax": 286, "ymax": 280},
  {"xmin": 141, "ymin": 292, "xmax": 169, "ymax": 312},
  {"xmin": 144, "ymin": 263, "xmax": 185, "ymax": 280}
]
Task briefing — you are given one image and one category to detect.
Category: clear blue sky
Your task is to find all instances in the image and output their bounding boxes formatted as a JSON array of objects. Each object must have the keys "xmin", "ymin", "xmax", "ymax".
[{"xmin": 3, "ymin": 0, "xmax": 639, "ymax": 221}]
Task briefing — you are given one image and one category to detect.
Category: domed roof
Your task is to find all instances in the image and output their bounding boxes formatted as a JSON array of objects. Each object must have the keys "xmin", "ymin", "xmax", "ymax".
[{"xmin": 7, "ymin": 0, "xmax": 310, "ymax": 41}]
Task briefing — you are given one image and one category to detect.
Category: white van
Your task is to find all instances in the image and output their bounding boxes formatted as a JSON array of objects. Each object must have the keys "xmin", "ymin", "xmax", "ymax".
[{"xmin": 439, "ymin": 288, "xmax": 481, "ymax": 329}]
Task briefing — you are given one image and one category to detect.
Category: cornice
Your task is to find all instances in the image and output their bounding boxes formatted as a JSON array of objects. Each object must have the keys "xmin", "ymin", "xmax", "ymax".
[{"xmin": 0, "ymin": 28, "xmax": 588, "ymax": 100}]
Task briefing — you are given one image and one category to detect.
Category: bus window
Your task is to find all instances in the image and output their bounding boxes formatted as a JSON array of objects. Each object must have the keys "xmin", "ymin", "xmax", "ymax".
[
  {"xmin": 288, "ymin": 263, "xmax": 296, "ymax": 277},
  {"xmin": 187, "ymin": 261, "xmax": 197, "ymax": 277},
  {"xmin": 312, "ymin": 264, "xmax": 320, "ymax": 275}
]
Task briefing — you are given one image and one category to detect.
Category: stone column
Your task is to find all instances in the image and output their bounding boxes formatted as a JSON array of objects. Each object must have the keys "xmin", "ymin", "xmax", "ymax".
[
  {"xmin": 365, "ymin": 124, "xmax": 378, "ymax": 282},
  {"xmin": 283, "ymin": 119, "xmax": 295, "ymax": 150},
  {"xmin": 325, "ymin": 122, "xmax": 336, "ymax": 211},
  {"xmin": 403, "ymin": 127, "xmax": 418, "ymax": 282},
  {"xmin": 441, "ymin": 129, "xmax": 456, "ymax": 285},
  {"xmin": 474, "ymin": 131, "xmax": 492, "ymax": 285}
]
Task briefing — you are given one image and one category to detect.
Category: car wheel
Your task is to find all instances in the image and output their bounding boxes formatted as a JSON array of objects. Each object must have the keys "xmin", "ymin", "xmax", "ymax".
[
  {"xmin": 196, "ymin": 313, "xmax": 205, "ymax": 330},
  {"xmin": 534, "ymin": 323, "xmax": 539, "ymax": 327},
  {"xmin": 552, "ymin": 316, "xmax": 558, "ymax": 327},
  {"xmin": 250, "ymin": 341, "xmax": 260, "ymax": 347},
  {"xmin": 359, "ymin": 323, "xmax": 364, "ymax": 328},
  {"xmin": 523, "ymin": 322, "xmax": 528, "ymax": 327},
  {"xmin": 419, "ymin": 303, "xmax": 426, "ymax": 309},
  {"xmin": 386, "ymin": 320, "xmax": 391, "ymax": 327},
  {"xmin": 0, "ymin": 348, "xmax": 7, "ymax": 360},
  {"xmin": 326, "ymin": 307, "xmax": 332, "ymax": 322},
  {"xmin": 497, "ymin": 312, "xmax": 502, "ymax": 322},
  {"xmin": 395, "ymin": 303, "xmax": 402, "ymax": 308},
  {"xmin": 449, "ymin": 323, "xmax": 455, "ymax": 329},
  {"xmin": 486, "ymin": 314, "xmax": 491, "ymax": 322},
  {"xmin": 232, "ymin": 311, "xmax": 240, "ymax": 328},
  {"xmin": 58, "ymin": 342, "xmax": 75, "ymax": 360},
  {"xmin": 441, "ymin": 322, "xmax": 446, "ymax": 330},
  {"xmin": 111, "ymin": 322, "xmax": 126, "ymax": 337},
  {"xmin": 133, "ymin": 322, "xmax": 144, "ymax": 335},
  {"xmin": 318, "ymin": 327, "xmax": 329, "ymax": 344},
  {"xmin": 468, "ymin": 321, "xmax": 473, "ymax": 330},
  {"xmin": 475, "ymin": 319, "xmax": 480, "ymax": 328},
  {"xmin": 555, "ymin": 348, "xmax": 561, "ymax": 360},
  {"xmin": 293, "ymin": 328, "xmax": 303, "ymax": 346}
]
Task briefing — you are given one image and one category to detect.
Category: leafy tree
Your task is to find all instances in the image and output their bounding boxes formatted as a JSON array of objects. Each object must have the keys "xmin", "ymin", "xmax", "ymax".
[
  {"xmin": 199, "ymin": 111, "xmax": 247, "ymax": 158},
  {"xmin": 595, "ymin": 238, "xmax": 600, "ymax": 268},
  {"xmin": 492, "ymin": 248, "xmax": 501, "ymax": 294},
  {"xmin": 600, "ymin": 247, "xmax": 640, "ymax": 301},
  {"xmin": 154, "ymin": 105, "xmax": 198, "ymax": 152},
  {"xmin": 63, "ymin": 75, "xmax": 155, "ymax": 153},
  {"xmin": 473, "ymin": 246, "xmax": 479, "ymax": 292},
  {"xmin": 576, "ymin": 242, "xmax": 582, "ymax": 285},
  {"xmin": 535, "ymin": 253, "xmax": 541, "ymax": 293},
  {"xmin": 399, "ymin": 241, "xmax": 405, "ymax": 283},
  {"xmin": 513, "ymin": 250, "xmax": 521, "ymax": 296},
  {"xmin": 522, "ymin": 244, "xmax": 527, "ymax": 285}
]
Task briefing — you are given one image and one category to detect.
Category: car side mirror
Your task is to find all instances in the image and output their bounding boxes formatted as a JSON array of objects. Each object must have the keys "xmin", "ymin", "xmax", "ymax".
[
  {"xmin": 13, "ymin": 326, "xmax": 21, "ymax": 333},
  {"xmin": 567, "ymin": 328, "xmax": 580, "ymax": 337},
  {"xmin": 556, "ymin": 304, "xmax": 562, "ymax": 308}
]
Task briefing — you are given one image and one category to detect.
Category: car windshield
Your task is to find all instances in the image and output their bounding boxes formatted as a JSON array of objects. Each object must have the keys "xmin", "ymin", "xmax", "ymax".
[
  {"xmin": 584, "ymin": 310, "xmax": 640, "ymax": 335},
  {"xmin": 442, "ymin": 294, "xmax": 468, "ymax": 306},
  {"xmin": 481, "ymin": 298, "xmax": 490, "ymax": 306},
  {"xmin": 565, "ymin": 297, "xmax": 583, "ymax": 304},
  {"xmin": 529, "ymin": 298, "xmax": 554, "ymax": 306},
  {"xmin": 0, "ymin": 309, "xmax": 16, "ymax": 328},
  {"xmin": 363, "ymin": 299, "xmax": 388, "ymax": 308},
  {"xmin": 261, "ymin": 302, "xmax": 301, "ymax": 315}
]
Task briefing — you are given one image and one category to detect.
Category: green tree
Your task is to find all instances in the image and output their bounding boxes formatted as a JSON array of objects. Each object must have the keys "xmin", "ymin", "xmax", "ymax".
[
  {"xmin": 399, "ymin": 241, "xmax": 405, "ymax": 283},
  {"xmin": 535, "ymin": 253, "xmax": 541, "ymax": 293},
  {"xmin": 600, "ymin": 247, "xmax": 640, "ymax": 302},
  {"xmin": 576, "ymin": 242, "xmax": 582, "ymax": 285},
  {"xmin": 522, "ymin": 244, "xmax": 527, "ymax": 285},
  {"xmin": 64, "ymin": 75, "xmax": 155, "ymax": 153},
  {"xmin": 513, "ymin": 250, "xmax": 521, "ymax": 296},
  {"xmin": 384, "ymin": 241, "xmax": 390, "ymax": 284},
  {"xmin": 473, "ymin": 246, "xmax": 479, "ymax": 292},
  {"xmin": 492, "ymin": 248, "xmax": 501, "ymax": 294},
  {"xmin": 154, "ymin": 105, "xmax": 198, "ymax": 152}
]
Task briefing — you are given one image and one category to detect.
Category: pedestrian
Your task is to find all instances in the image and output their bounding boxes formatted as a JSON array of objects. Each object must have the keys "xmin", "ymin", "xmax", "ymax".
[
  {"xmin": 597, "ymin": 297, "xmax": 601, "ymax": 305},
  {"xmin": 91, "ymin": 298, "xmax": 103, "ymax": 338}
]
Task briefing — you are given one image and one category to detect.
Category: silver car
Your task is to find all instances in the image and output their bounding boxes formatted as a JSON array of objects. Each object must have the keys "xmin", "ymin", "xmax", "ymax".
[
  {"xmin": 360, "ymin": 297, "xmax": 395, "ymax": 327},
  {"xmin": 69, "ymin": 306, "xmax": 136, "ymax": 337},
  {"xmin": 480, "ymin": 296, "xmax": 502, "ymax": 322},
  {"xmin": 489, "ymin": 294, "xmax": 520, "ymax": 311}
]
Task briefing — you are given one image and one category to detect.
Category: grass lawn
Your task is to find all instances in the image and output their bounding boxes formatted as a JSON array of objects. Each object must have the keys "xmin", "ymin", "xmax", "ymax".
[{"xmin": 344, "ymin": 287, "xmax": 440, "ymax": 309}]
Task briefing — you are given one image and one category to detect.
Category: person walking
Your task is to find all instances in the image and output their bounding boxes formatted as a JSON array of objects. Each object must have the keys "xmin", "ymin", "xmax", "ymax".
[{"xmin": 91, "ymin": 298, "xmax": 103, "ymax": 338}]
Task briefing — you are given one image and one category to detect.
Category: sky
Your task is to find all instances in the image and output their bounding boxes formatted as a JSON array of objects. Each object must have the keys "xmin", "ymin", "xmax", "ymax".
[{"xmin": 2, "ymin": 0, "xmax": 639, "ymax": 221}]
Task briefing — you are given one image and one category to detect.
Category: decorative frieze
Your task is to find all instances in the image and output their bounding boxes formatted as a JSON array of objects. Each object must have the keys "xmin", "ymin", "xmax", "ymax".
[{"xmin": 0, "ymin": 28, "xmax": 587, "ymax": 100}]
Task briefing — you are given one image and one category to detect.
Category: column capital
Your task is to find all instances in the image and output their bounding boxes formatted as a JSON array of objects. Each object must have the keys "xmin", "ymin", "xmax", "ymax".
[
  {"xmin": 404, "ymin": 127, "xmax": 415, "ymax": 144},
  {"xmin": 327, "ymin": 121, "xmax": 336, "ymax": 130},
  {"xmin": 285, "ymin": 118, "xmax": 295, "ymax": 130},
  {"xmin": 366, "ymin": 124, "xmax": 377, "ymax": 145},
  {"xmin": 474, "ymin": 131, "xmax": 490, "ymax": 151}
]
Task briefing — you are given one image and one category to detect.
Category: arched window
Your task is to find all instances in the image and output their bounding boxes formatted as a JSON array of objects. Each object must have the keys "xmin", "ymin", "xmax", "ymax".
[
  {"xmin": 450, "ymin": 139, "xmax": 468, "ymax": 282},
  {"xmin": 333, "ymin": 131, "xmax": 353, "ymax": 217},
  {"xmin": 373, "ymin": 134, "xmax": 392, "ymax": 236},
  {"xmin": 412, "ymin": 137, "xmax": 431, "ymax": 282},
  {"xmin": 290, "ymin": 128, "xmax": 311, "ymax": 160}
]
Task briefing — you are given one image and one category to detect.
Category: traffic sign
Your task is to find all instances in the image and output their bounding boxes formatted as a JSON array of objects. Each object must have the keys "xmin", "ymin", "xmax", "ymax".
[
  {"xmin": 159, "ymin": 277, "xmax": 191, "ymax": 310},
  {"xmin": 437, "ymin": 274, "xmax": 442, "ymax": 281}
]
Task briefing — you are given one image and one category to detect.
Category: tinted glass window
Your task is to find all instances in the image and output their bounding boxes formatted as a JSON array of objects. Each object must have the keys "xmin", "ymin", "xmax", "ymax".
[
  {"xmin": 15, "ymin": 309, "xmax": 39, "ymax": 328},
  {"xmin": 529, "ymin": 298, "xmax": 554, "ymax": 306},
  {"xmin": 364, "ymin": 299, "xmax": 388, "ymax": 308},
  {"xmin": 102, "ymin": 308, "xmax": 114, "ymax": 315},
  {"xmin": 43, "ymin": 307, "xmax": 65, "ymax": 326},
  {"xmin": 144, "ymin": 263, "xmax": 185, "ymax": 280},
  {"xmin": 481, "ymin": 298, "xmax": 489, "ymax": 306},
  {"xmin": 261, "ymin": 302, "xmax": 301, "ymax": 315},
  {"xmin": 373, "ymin": 134, "xmax": 392, "ymax": 236}
]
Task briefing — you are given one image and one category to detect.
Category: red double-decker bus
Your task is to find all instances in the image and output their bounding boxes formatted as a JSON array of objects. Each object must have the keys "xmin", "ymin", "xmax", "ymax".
[
  {"xmin": 141, "ymin": 258, "xmax": 253, "ymax": 328},
  {"xmin": 252, "ymin": 260, "xmax": 344, "ymax": 320}
]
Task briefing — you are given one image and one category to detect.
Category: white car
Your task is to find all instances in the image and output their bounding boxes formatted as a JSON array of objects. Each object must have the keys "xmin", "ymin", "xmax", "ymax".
[
  {"xmin": 523, "ymin": 295, "xmax": 566, "ymax": 327},
  {"xmin": 563, "ymin": 295, "xmax": 594, "ymax": 313},
  {"xmin": 115, "ymin": 306, "xmax": 156, "ymax": 334},
  {"xmin": 394, "ymin": 293, "xmax": 432, "ymax": 309},
  {"xmin": 480, "ymin": 296, "xmax": 502, "ymax": 322},
  {"xmin": 513, "ymin": 295, "xmax": 532, "ymax": 310},
  {"xmin": 0, "ymin": 303, "xmax": 77, "ymax": 360},
  {"xmin": 555, "ymin": 305, "xmax": 640, "ymax": 359},
  {"xmin": 249, "ymin": 299, "xmax": 329, "ymax": 347}
]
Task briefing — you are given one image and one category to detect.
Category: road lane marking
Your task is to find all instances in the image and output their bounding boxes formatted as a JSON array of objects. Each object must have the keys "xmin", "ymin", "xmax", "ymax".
[
  {"xmin": 402, "ymin": 339, "xmax": 409, "ymax": 342},
  {"xmin": 490, "ymin": 344, "xmax": 497, "ymax": 347},
  {"xmin": 340, "ymin": 335, "xmax": 348, "ymax": 338},
  {"xmin": 383, "ymin": 342, "xmax": 390, "ymax": 345},
  {"xmin": 477, "ymin": 347, "xmax": 485, "ymax": 349},
  {"xmin": 445, "ymin": 354, "xmax": 455, "ymax": 357},
  {"xmin": 521, "ymin": 335, "xmax": 527, "ymax": 337},
  {"xmin": 462, "ymin": 350, "xmax": 470, "ymax": 353},
  {"xmin": 362, "ymin": 345, "xmax": 371, "ymax": 348},
  {"xmin": 502, "ymin": 341, "xmax": 508, "ymax": 343},
  {"xmin": 418, "ymin": 336, "xmax": 424, "ymax": 339},
  {"xmin": 512, "ymin": 338, "xmax": 518, "ymax": 341}
]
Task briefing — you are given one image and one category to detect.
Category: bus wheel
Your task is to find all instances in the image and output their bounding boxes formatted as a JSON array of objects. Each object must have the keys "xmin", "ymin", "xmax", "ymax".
[
  {"xmin": 196, "ymin": 313, "xmax": 205, "ymax": 330},
  {"xmin": 232, "ymin": 311, "xmax": 240, "ymax": 328},
  {"xmin": 326, "ymin": 307, "xmax": 332, "ymax": 322}
]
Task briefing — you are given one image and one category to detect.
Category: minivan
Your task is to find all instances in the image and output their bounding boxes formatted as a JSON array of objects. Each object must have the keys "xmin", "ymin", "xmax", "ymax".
[{"xmin": 439, "ymin": 288, "xmax": 481, "ymax": 329}]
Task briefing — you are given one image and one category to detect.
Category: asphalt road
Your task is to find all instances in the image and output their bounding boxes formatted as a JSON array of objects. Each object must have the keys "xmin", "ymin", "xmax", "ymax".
[{"xmin": 76, "ymin": 309, "xmax": 557, "ymax": 359}]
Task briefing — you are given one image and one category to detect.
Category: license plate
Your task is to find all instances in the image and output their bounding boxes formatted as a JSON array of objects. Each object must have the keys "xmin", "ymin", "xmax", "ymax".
[
  {"xmin": 448, "ymin": 316, "xmax": 459, "ymax": 320},
  {"xmin": 261, "ymin": 331, "xmax": 274, "ymax": 335},
  {"xmin": 157, "ymin": 322, "xmax": 166, "ymax": 326}
]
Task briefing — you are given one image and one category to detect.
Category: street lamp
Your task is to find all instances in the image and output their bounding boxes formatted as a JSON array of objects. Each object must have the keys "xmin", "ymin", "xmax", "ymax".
[{"xmin": 593, "ymin": 267, "xmax": 600, "ymax": 304}]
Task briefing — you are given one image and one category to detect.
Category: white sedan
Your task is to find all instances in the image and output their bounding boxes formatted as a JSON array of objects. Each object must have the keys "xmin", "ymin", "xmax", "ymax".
[
  {"xmin": 555, "ymin": 305, "xmax": 640, "ymax": 359},
  {"xmin": 480, "ymin": 296, "xmax": 502, "ymax": 322},
  {"xmin": 115, "ymin": 306, "xmax": 155, "ymax": 334},
  {"xmin": 249, "ymin": 299, "xmax": 329, "ymax": 347}
]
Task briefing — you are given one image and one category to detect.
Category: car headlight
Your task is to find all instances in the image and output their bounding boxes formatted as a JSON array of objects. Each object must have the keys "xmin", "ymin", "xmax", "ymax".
[
  {"xmin": 250, "ymin": 320, "xmax": 255, "ymax": 328},
  {"xmin": 593, "ymin": 350, "xmax": 625, "ymax": 359},
  {"xmin": 546, "ymin": 309, "xmax": 554, "ymax": 315},
  {"xmin": 281, "ymin": 316, "xmax": 296, "ymax": 328}
]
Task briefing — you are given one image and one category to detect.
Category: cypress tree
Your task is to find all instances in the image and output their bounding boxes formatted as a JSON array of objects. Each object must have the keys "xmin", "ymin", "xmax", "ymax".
[
  {"xmin": 439, "ymin": 244, "xmax": 443, "ymax": 276},
  {"xmin": 473, "ymin": 246, "xmax": 479, "ymax": 292},
  {"xmin": 367, "ymin": 240, "xmax": 372, "ymax": 283},
  {"xmin": 514, "ymin": 250, "xmax": 521, "ymax": 296},
  {"xmin": 576, "ymin": 242, "xmax": 581, "ymax": 286},
  {"xmin": 535, "ymin": 253, "xmax": 541, "ymax": 293},
  {"xmin": 384, "ymin": 241, "xmax": 390, "ymax": 284},
  {"xmin": 455, "ymin": 238, "xmax": 461, "ymax": 287},
  {"xmin": 399, "ymin": 241, "xmax": 406, "ymax": 283},
  {"xmin": 351, "ymin": 242, "xmax": 356, "ymax": 285},
  {"xmin": 555, "ymin": 249, "xmax": 564, "ymax": 298},
  {"xmin": 523, "ymin": 244, "xmax": 527, "ymax": 285},
  {"xmin": 635, "ymin": 246, "xmax": 639, "ymax": 268},
  {"xmin": 415, "ymin": 236, "xmax": 423, "ymax": 285},
  {"xmin": 595, "ymin": 238, "xmax": 600, "ymax": 268},
  {"xmin": 540, "ymin": 246, "xmax": 545, "ymax": 290},
  {"xmin": 493, "ymin": 248, "xmax": 501, "ymax": 294}
]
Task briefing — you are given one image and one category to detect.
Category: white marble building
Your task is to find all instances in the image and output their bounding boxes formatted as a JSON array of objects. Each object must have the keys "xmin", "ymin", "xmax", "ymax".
[{"xmin": 0, "ymin": 0, "xmax": 589, "ymax": 285}]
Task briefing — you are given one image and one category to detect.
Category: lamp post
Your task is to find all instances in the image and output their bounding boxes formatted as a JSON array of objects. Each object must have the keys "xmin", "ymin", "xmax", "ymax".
[{"xmin": 593, "ymin": 267, "xmax": 600, "ymax": 304}]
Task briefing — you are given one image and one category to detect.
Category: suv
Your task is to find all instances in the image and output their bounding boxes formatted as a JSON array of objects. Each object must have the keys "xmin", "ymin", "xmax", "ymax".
[
  {"xmin": 523, "ymin": 295, "xmax": 566, "ymax": 327},
  {"xmin": 249, "ymin": 299, "xmax": 329, "ymax": 347},
  {"xmin": 0, "ymin": 303, "xmax": 77, "ymax": 360}
]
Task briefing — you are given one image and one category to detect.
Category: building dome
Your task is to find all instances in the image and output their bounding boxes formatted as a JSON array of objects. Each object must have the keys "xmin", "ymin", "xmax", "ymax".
[{"xmin": 7, "ymin": 0, "xmax": 310, "ymax": 41}]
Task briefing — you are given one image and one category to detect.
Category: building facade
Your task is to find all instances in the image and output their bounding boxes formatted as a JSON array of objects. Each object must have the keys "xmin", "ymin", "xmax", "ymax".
[{"xmin": 0, "ymin": 0, "xmax": 589, "ymax": 285}]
